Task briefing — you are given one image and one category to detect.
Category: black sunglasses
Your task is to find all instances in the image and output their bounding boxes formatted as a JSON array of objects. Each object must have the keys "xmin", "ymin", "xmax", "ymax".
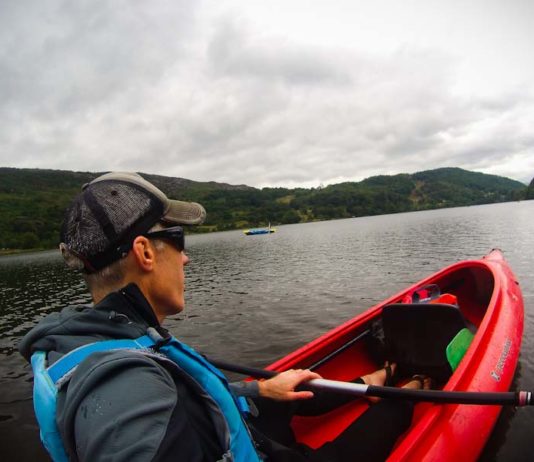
[{"xmin": 144, "ymin": 226, "xmax": 185, "ymax": 251}]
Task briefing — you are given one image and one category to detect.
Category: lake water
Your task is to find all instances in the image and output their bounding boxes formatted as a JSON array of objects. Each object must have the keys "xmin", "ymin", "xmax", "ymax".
[{"xmin": 1, "ymin": 201, "xmax": 533, "ymax": 461}]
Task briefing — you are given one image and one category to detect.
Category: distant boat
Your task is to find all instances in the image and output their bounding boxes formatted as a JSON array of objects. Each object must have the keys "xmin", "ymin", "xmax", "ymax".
[{"xmin": 243, "ymin": 224, "xmax": 276, "ymax": 235}]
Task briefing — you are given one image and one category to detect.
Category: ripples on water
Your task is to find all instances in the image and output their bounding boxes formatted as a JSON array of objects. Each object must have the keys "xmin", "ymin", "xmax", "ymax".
[
  {"xmin": 1, "ymin": 202, "xmax": 533, "ymax": 461},
  {"xmin": 0, "ymin": 251, "xmax": 91, "ymax": 355}
]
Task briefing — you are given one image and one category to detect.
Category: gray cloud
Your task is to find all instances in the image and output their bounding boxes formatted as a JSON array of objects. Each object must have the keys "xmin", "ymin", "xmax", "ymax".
[
  {"xmin": 0, "ymin": 0, "xmax": 533, "ymax": 187},
  {"xmin": 207, "ymin": 19, "xmax": 353, "ymax": 86}
]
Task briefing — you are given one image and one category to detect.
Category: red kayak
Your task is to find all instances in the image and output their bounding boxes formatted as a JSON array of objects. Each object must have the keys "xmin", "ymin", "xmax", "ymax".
[{"xmin": 266, "ymin": 249, "xmax": 524, "ymax": 461}]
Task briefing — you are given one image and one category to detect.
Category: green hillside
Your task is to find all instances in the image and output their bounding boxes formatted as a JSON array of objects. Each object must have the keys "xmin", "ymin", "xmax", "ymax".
[
  {"xmin": 0, "ymin": 167, "xmax": 528, "ymax": 251},
  {"xmin": 527, "ymin": 177, "xmax": 534, "ymax": 200}
]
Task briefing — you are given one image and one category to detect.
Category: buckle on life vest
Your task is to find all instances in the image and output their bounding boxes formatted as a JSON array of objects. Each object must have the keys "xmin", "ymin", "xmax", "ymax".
[{"xmin": 146, "ymin": 327, "xmax": 172, "ymax": 350}]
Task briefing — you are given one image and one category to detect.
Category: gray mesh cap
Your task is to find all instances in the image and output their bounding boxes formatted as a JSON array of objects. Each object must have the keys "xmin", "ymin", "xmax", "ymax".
[{"xmin": 60, "ymin": 172, "xmax": 206, "ymax": 272}]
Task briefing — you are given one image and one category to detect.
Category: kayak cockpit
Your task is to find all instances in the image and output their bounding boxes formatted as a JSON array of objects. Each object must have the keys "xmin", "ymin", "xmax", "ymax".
[{"xmin": 286, "ymin": 262, "xmax": 498, "ymax": 452}]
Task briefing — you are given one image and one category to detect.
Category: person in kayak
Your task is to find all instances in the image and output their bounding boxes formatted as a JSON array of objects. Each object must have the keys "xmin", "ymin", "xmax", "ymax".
[{"xmin": 19, "ymin": 172, "xmax": 428, "ymax": 462}]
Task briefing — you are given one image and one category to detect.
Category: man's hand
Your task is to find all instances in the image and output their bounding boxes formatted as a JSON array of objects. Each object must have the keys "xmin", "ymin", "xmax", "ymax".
[{"xmin": 257, "ymin": 369, "xmax": 322, "ymax": 401}]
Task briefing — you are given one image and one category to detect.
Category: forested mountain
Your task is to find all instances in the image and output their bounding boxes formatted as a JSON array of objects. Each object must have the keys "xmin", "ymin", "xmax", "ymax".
[
  {"xmin": 526, "ymin": 177, "xmax": 534, "ymax": 200},
  {"xmin": 0, "ymin": 167, "xmax": 528, "ymax": 251}
]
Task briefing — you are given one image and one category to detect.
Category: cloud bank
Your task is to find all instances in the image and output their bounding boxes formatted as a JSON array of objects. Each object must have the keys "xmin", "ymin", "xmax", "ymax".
[{"xmin": 1, "ymin": 0, "xmax": 533, "ymax": 187}]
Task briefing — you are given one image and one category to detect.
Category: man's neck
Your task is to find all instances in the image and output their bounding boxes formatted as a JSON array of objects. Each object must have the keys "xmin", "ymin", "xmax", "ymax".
[{"xmin": 95, "ymin": 283, "xmax": 163, "ymax": 328}]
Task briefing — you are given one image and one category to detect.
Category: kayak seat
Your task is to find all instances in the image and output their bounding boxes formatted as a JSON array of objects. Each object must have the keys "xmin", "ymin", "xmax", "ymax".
[{"xmin": 381, "ymin": 303, "xmax": 470, "ymax": 384}]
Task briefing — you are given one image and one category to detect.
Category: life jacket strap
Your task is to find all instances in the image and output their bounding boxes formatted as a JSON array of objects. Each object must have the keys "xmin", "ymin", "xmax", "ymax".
[{"xmin": 47, "ymin": 335, "xmax": 156, "ymax": 385}]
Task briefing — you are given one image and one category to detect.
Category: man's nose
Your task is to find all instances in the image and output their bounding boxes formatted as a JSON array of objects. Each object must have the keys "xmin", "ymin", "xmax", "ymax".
[{"xmin": 182, "ymin": 252, "xmax": 190, "ymax": 266}]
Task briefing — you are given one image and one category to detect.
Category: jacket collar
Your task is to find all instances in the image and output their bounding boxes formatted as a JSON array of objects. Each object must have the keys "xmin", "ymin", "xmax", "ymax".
[{"xmin": 96, "ymin": 283, "xmax": 169, "ymax": 337}]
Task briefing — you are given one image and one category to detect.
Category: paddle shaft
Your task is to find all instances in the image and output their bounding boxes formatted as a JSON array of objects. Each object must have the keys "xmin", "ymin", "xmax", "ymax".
[{"xmin": 209, "ymin": 358, "xmax": 533, "ymax": 407}]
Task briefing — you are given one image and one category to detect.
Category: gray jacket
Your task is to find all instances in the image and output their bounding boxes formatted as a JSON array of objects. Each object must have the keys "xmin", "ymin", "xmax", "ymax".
[{"xmin": 19, "ymin": 283, "xmax": 259, "ymax": 462}]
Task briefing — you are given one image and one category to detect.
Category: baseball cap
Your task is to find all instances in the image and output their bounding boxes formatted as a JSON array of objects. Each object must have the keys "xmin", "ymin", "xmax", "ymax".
[{"xmin": 60, "ymin": 172, "xmax": 206, "ymax": 272}]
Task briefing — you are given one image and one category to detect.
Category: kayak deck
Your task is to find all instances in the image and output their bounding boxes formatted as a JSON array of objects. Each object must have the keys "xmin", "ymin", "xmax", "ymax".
[{"xmin": 265, "ymin": 250, "xmax": 523, "ymax": 461}]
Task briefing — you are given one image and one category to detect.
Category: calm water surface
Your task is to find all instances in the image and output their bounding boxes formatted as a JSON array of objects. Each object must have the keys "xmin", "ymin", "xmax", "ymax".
[{"xmin": 1, "ymin": 202, "xmax": 533, "ymax": 461}]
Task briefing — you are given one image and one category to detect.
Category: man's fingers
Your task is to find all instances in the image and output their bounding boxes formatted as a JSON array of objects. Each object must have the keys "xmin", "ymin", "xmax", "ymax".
[{"xmin": 290, "ymin": 391, "xmax": 315, "ymax": 400}]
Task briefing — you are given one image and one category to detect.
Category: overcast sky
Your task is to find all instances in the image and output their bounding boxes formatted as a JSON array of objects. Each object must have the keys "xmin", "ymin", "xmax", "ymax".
[{"xmin": 1, "ymin": 0, "xmax": 533, "ymax": 188}]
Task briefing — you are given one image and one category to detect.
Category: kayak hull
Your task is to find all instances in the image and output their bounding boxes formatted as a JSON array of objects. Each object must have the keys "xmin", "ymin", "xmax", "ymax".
[{"xmin": 266, "ymin": 249, "xmax": 524, "ymax": 461}]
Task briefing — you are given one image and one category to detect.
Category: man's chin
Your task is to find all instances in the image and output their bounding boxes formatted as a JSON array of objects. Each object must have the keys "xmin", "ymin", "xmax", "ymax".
[{"xmin": 162, "ymin": 302, "xmax": 184, "ymax": 319}]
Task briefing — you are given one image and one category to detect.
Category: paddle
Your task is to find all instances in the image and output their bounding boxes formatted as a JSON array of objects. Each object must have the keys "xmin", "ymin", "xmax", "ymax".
[{"xmin": 209, "ymin": 358, "xmax": 533, "ymax": 407}]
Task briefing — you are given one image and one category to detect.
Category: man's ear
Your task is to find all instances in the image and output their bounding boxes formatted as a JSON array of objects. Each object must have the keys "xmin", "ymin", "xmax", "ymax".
[{"xmin": 130, "ymin": 236, "xmax": 156, "ymax": 272}]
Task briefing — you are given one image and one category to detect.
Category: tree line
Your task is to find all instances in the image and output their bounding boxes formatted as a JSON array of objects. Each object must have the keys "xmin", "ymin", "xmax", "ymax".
[{"xmin": 0, "ymin": 167, "xmax": 529, "ymax": 251}]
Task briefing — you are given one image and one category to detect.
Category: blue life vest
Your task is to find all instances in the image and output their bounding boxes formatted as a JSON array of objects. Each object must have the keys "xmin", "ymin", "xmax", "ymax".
[{"xmin": 30, "ymin": 328, "xmax": 262, "ymax": 462}]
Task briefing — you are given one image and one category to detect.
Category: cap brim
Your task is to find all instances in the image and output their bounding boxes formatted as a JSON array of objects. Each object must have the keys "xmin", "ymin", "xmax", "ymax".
[
  {"xmin": 89, "ymin": 171, "xmax": 207, "ymax": 226},
  {"xmin": 163, "ymin": 199, "xmax": 206, "ymax": 225}
]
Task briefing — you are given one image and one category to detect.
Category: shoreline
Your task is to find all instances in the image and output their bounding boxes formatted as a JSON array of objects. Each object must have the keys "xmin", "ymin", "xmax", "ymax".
[{"xmin": 0, "ymin": 248, "xmax": 50, "ymax": 257}]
